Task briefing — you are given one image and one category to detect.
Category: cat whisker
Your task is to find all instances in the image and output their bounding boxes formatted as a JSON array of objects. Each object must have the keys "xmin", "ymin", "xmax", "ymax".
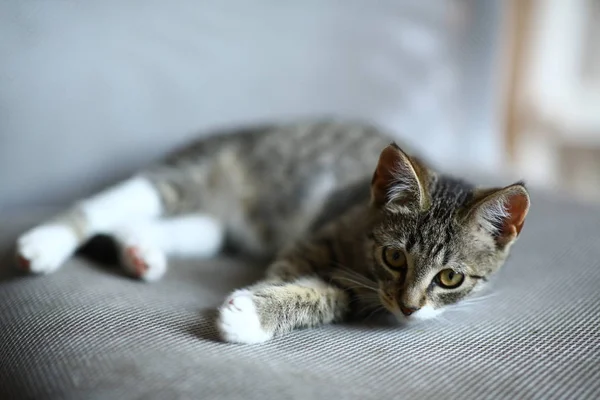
[
  {"xmin": 446, "ymin": 296, "xmax": 496, "ymax": 313},
  {"xmin": 333, "ymin": 276, "xmax": 378, "ymax": 292},
  {"xmin": 459, "ymin": 293, "xmax": 499, "ymax": 306},
  {"xmin": 358, "ymin": 293, "xmax": 381, "ymax": 299},
  {"xmin": 342, "ymin": 285, "xmax": 380, "ymax": 292},
  {"xmin": 348, "ymin": 298, "xmax": 363, "ymax": 306},
  {"xmin": 332, "ymin": 263, "xmax": 377, "ymax": 284},
  {"xmin": 364, "ymin": 305, "xmax": 386, "ymax": 321},
  {"xmin": 353, "ymin": 297, "xmax": 380, "ymax": 308},
  {"xmin": 356, "ymin": 296, "xmax": 384, "ymax": 316},
  {"xmin": 348, "ymin": 293, "xmax": 378, "ymax": 304},
  {"xmin": 460, "ymin": 298, "xmax": 492, "ymax": 306}
]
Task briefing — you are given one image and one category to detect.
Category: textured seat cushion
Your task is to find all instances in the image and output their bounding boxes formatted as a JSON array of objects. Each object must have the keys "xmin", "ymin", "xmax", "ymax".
[{"xmin": 1, "ymin": 194, "xmax": 599, "ymax": 400}]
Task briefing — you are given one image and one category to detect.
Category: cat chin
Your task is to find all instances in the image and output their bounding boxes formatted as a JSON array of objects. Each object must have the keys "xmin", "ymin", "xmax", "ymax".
[{"xmin": 395, "ymin": 305, "xmax": 445, "ymax": 323}]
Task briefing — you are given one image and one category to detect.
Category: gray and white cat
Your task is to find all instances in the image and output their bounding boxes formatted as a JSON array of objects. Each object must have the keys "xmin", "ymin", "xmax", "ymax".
[{"xmin": 16, "ymin": 120, "xmax": 530, "ymax": 344}]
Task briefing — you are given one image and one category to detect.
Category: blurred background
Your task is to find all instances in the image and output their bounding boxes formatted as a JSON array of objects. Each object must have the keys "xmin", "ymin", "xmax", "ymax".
[{"xmin": 1, "ymin": 0, "xmax": 599, "ymax": 211}]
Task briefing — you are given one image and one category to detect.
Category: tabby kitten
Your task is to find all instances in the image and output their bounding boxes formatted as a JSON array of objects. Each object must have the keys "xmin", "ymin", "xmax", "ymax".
[{"xmin": 16, "ymin": 120, "xmax": 530, "ymax": 344}]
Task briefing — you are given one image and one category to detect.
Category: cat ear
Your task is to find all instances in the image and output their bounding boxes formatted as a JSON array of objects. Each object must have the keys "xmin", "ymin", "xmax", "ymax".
[
  {"xmin": 370, "ymin": 143, "xmax": 430, "ymax": 212},
  {"xmin": 465, "ymin": 182, "xmax": 530, "ymax": 248}
]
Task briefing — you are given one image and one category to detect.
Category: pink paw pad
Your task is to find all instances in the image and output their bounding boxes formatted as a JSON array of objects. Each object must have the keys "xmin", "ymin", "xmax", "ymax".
[
  {"xmin": 16, "ymin": 255, "xmax": 30, "ymax": 271},
  {"xmin": 125, "ymin": 247, "xmax": 148, "ymax": 276},
  {"xmin": 227, "ymin": 297, "xmax": 242, "ymax": 311}
]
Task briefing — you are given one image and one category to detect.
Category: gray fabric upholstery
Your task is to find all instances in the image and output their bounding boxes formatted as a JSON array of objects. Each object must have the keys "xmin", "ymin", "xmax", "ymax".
[{"xmin": 1, "ymin": 194, "xmax": 599, "ymax": 399}]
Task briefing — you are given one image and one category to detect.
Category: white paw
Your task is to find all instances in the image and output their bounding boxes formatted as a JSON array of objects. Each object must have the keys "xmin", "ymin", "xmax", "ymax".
[
  {"xmin": 118, "ymin": 235, "xmax": 167, "ymax": 282},
  {"xmin": 217, "ymin": 290, "xmax": 272, "ymax": 344},
  {"xmin": 16, "ymin": 225, "xmax": 78, "ymax": 274}
]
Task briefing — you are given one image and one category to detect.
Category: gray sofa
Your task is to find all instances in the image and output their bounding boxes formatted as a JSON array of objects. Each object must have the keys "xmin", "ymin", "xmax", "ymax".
[
  {"xmin": 1, "ymin": 2, "xmax": 598, "ymax": 399},
  {"xmin": 1, "ymin": 194, "xmax": 599, "ymax": 399}
]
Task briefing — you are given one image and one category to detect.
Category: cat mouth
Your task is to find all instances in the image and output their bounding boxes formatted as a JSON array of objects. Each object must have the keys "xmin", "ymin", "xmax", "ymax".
[{"xmin": 379, "ymin": 293, "xmax": 404, "ymax": 320}]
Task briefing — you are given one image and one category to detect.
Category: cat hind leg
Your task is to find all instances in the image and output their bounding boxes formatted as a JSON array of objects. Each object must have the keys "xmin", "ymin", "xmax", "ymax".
[
  {"xmin": 114, "ymin": 214, "xmax": 225, "ymax": 281},
  {"xmin": 16, "ymin": 176, "xmax": 163, "ymax": 274}
]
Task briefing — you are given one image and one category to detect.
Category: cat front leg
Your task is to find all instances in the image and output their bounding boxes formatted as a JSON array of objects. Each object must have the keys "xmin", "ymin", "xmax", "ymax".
[{"xmin": 217, "ymin": 276, "xmax": 350, "ymax": 344}]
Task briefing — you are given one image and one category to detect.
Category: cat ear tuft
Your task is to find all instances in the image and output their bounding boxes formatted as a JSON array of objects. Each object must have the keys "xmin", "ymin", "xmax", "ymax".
[
  {"xmin": 370, "ymin": 143, "xmax": 430, "ymax": 211},
  {"xmin": 466, "ymin": 182, "xmax": 530, "ymax": 247}
]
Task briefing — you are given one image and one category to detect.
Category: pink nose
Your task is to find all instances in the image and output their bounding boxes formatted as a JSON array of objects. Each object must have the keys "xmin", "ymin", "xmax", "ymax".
[{"xmin": 400, "ymin": 305, "xmax": 419, "ymax": 316}]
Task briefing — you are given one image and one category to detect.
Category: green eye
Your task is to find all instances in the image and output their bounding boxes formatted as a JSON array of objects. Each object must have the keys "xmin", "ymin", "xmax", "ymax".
[
  {"xmin": 382, "ymin": 247, "xmax": 407, "ymax": 270},
  {"xmin": 436, "ymin": 269, "xmax": 464, "ymax": 289}
]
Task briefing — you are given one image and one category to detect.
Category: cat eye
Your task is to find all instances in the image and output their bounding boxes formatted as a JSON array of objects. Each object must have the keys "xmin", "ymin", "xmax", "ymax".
[
  {"xmin": 382, "ymin": 247, "xmax": 407, "ymax": 270},
  {"xmin": 435, "ymin": 269, "xmax": 465, "ymax": 289}
]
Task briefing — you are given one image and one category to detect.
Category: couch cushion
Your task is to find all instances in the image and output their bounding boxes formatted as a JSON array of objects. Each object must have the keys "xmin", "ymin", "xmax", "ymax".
[{"xmin": 0, "ymin": 195, "xmax": 599, "ymax": 399}]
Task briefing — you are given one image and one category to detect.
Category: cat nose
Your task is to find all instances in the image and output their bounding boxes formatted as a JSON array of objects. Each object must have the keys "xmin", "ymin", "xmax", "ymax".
[{"xmin": 400, "ymin": 305, "xmax": 419, "ymax": 316}]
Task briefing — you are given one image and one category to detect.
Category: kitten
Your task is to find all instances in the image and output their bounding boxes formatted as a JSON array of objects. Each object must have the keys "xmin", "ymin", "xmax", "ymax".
[{"xmin": 15, "ymin": 120, "xmax": 530, "ymax": 344}]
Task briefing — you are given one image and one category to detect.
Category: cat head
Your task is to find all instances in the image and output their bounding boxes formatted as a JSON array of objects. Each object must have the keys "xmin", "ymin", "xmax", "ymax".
[{"xmin": 367, "ymin": 143, "xmax": 530, "ymax": 321}]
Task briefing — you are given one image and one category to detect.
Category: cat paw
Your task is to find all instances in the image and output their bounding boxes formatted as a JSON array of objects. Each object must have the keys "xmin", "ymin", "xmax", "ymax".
[
  {"xmin": 120, "ymin": 241, "xmax": 167, "ymax": 282},
  {"xmin": 16, "ymin": 225, "xmax": 78, "ymax": 274},
  {"xmin": 217, "ymin": 290, "xmax": 272, "ymax": 344}
]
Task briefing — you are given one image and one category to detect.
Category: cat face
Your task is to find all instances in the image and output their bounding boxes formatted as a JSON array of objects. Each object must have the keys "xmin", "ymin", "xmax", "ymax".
[{"xmin": 368, "ymin": 143, "xmax": 530, "ymax": 321}]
